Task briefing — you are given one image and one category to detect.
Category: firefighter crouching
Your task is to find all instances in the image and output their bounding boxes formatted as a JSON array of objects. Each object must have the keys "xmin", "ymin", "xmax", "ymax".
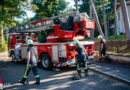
[
  {"xmin": 20, "ymin": 37, "xmax": 40, "ymax": 85},
  {"xmin": 73, "ymin": 40, "xmax": 88, "ymax": 77},
  {"xmin": 98, "ymin": 35, "xmax": 106, "ymax": 62}
]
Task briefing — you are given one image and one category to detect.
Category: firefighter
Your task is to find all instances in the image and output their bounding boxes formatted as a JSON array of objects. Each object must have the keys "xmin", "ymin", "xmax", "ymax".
[
  {"xmin": 20, "ymin": 38, "xmax": 40, "ymax": 85},
  {"xmin": 98, "ymin": 35, "xmax": 106, "ymax": 61},
  {"xmin": 73, "ymin": 40, "xmax": 88, "ymax": 77}
]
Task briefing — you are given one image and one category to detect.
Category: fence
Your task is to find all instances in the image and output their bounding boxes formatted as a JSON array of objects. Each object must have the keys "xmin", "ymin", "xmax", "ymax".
[{"xmin": 94, "ymin": 40, "xmax": 128, "ymax": 54}]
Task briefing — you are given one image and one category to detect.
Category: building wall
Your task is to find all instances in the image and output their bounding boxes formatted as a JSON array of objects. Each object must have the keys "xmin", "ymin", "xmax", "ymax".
[{"xmin": 116, "ymin": 5, "xmax": 130, "ymax": 35}]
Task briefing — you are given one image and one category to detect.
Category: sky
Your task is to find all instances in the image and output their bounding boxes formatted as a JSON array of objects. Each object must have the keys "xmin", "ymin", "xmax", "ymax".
[{"xmin": 25, "ymin": 0, "xmax": 75, "ymax": 18}]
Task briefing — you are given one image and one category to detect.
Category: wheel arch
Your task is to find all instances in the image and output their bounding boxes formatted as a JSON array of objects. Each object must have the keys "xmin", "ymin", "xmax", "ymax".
[
  {"xmin": 10, "ymin": 50, "xmax": 15, "ymax": 57},
  {"xmin": 39, "ymin": 52, "xmax": 50, "ymax": 59},
  {"xmin": 39, "ymin": 52, "xmax": 53, "ymax": 70}
]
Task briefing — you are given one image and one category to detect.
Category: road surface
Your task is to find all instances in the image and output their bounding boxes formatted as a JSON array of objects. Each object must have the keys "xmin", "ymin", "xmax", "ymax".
[{"xmin": 0, "ymin": 52, "xmax": 130, "ymax": 90}]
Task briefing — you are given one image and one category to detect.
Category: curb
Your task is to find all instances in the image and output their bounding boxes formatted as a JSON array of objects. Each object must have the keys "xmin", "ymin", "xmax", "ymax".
[
  {"xmin": 0, "ymin": 61, "xmax": 12, "ymax": 65},
  {"xmin": 88, "ymin": 67, "xmax": 130, "ymax": 85}
]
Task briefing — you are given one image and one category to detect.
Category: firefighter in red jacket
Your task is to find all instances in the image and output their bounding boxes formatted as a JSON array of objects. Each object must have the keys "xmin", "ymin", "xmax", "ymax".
[{"xmin": 20, "ymin": 38, "xmax": 40, "ymax": 85}]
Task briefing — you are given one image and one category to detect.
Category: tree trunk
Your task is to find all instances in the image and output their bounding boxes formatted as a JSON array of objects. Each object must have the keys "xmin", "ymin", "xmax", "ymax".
[
  {"xmin": 90, "ymin": 0, "xmax": 105, "ymax": 39},
  {"xmin": 102, "ymin": 0, "xmax": 108, "ymax": 40},
  {"xmin": 89, "ymin": 0, "xmax": 94, "ymax": 40},
  {"xmin": 120, "ymin": 0, "xmax": 130, "ymax": 48},
  {"xmin": 75, "ymin": 0, "xmax": 78, "ymax": 11},
  {"xmin": 114, "ymin": 0, "xmax": 117, "ymax": 35}
]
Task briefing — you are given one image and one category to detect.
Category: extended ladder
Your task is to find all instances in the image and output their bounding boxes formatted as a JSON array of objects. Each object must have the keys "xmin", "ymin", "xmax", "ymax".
[{"xmin": 10, "ymin": 11, "xmax": 89, "ymax": 33}]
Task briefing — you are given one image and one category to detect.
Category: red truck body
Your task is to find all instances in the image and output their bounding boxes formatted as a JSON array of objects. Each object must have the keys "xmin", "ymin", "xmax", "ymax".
[{"xmin": 8, "ymin": 12, "xmax": 95, "ymax": 69}]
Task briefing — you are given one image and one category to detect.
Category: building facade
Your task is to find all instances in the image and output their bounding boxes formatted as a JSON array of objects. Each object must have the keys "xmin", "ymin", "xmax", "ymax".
[{"xmin": 116, "ymin": 1, "xmax": 130, "ymax": 35}]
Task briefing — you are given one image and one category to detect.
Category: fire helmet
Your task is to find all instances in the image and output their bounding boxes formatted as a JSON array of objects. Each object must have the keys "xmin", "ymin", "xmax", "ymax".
[
  {"xmin": 73, "ymin": 40, "xmax": 79, "ymax": 45},
  {"xmin": 27, "ymin": 39, "xmax": 33, "ymax": 45}
]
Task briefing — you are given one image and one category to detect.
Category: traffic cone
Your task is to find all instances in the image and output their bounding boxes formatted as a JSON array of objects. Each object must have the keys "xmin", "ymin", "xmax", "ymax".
[
  {"xmin": 0, "ymin": 78, "xmax": 1, "ymax": 84},
  {"xmin": 72, "ymin": 72, "xmax": 80, "ymax": 80},
  {"xmin": 0, "ymin": 78, "xmax": 3, "ymax": 89},
  {"xmin": 74, "ymin": 72, "xmax": 79, "ymax": 76}
]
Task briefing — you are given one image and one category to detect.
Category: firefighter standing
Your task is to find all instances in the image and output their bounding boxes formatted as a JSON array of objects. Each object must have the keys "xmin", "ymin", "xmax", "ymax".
[
  {"xmin": 73, "ymin": 40, "xmax": 88, "ymax": 77},
  {"xmin": 98, "ymin": 35, "xmax": 106, "ymax": 61},
  {"xmin": 20, "ymin": 38, "xmax": 40, "ymax": 85}
]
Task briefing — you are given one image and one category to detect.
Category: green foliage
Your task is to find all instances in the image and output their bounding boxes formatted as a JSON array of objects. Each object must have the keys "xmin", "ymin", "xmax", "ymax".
[
  {"xmin": 31, "ymin": 0, "xmax": 68, "ymax": 21},
  {"xmin": 79, "ymin": 0, "xmax": 89, "ymax": 15},
  {"xmin": 35, "ymin": 29, "xmax": 54, "ymax": 43},
  {"xmin": 94, "ymin": 35, "xmax": 126, "ymax": 41},
  {"xmin": 79, "ymin": 0, "xmax": 114, "ymax": 37},
  {"xmin": 0, "ymin": 0, "xmax": 28, "ymax": 28},
  {"xmin": 29, "ymin": 0, "xmax": 68, "ymax": 42},
  {"xmin": 0, "ymin": 0, "xmax": 29, "ymax": 52},
  {"xmin": 0, "ymin": 33, "xmax": 8, "ymax": 52},
  {"xmin": 108, "ymin": 35, "xmax": 126, "ymax": 41}
]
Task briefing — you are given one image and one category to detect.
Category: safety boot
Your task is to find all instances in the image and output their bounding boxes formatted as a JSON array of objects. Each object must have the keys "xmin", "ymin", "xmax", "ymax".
[
  {"xmin": 19, "ymin": 78, "xmax": 28, "ymax": 85},
  {"xmin": 84, "ymin": 69, "xmax": 88, "ymax": 76},
  {"xmin": 35, "ymin": 77, "xmax": 40, "ymax": 85},
  {"xmin": 77, "ymin": 70, "xmax": 81, "ymax": 77}
]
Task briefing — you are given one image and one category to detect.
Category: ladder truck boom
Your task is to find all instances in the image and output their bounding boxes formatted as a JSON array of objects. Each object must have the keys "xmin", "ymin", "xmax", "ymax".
[
  {"xmin": 10, "ymin": 11, "xmax": 95, "ymax": 34},
  {"xmin": 8, "ymin": 11, "xmax": 95, "ymax": 69}
]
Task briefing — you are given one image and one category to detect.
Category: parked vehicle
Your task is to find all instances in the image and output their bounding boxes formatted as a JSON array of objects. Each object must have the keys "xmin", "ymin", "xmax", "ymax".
[{"xmin": 8, "ymin": 11, "xmax": 95, "ymax": 70}]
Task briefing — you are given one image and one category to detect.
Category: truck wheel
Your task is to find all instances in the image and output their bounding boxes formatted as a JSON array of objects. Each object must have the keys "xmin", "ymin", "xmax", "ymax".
[
  {"xmin": 40, "ymin": 53, "xmax": 52, "ymax": 70},
  {"xmin": 11, "ymin": 52, "xmax": 15, "ymax": 62}
]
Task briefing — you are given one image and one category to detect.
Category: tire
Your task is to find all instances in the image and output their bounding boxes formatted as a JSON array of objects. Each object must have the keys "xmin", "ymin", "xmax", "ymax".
[{"xmin": 40, "ymin": 53, "xmax": 52, "ymax": 70}]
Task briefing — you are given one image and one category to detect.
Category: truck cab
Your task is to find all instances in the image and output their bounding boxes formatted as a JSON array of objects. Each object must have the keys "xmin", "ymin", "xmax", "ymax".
[{"xmin": 8, "ymin": 33, "xmax": 35, "ymax": 60}]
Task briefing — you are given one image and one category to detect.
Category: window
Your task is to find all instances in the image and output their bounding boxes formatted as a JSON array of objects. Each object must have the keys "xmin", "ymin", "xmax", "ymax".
[
  {"xmin": 16, "ymin": 35, "xmax": 20, "ymax": 40},
  {"xmin": 8, "ymin": 36, "xmax": 12, "ymax": 42},
  {"xmin": 118, "ymin": 12, "xmax": 120, "ymax": 21}
]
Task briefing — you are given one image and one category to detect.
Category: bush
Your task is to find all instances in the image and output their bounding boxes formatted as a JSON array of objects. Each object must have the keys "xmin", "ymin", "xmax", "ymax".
[{"xmin": 0, "ymin": 34, "xmax": 8, "ymax": 52}]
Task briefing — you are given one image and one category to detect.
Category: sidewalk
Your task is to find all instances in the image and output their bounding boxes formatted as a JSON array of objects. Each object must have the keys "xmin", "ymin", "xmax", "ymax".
[
  {"xmin": 0, "ymin": 51, "xmax": 11, "ymax": 65},
  {"xmin": 88, "ymin": 60, "xmax": 130, "ymax": 85}
]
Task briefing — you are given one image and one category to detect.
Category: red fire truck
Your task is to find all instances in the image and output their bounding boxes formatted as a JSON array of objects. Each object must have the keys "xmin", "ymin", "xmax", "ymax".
[{"xmin": 8, "ymin": 11, "xmax": 95, "ymax": 70}]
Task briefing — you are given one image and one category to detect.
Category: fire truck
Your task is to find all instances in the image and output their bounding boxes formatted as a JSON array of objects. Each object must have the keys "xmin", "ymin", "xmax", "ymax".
[{"xmin": 8, "ymin": 11, "xmax": 95, "ymax": 70}]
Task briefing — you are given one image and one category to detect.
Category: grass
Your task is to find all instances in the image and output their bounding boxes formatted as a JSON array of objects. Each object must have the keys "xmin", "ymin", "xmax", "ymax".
[
  {"xmin": 94, "ymin": 35, "xmax": 126, "ymax": 41},
  {"xmin": 108, "ymin": 35, "xmax": 126, "ymax": 41},
  {"xmin": 93, "ymin": 35, "xmax": 130, "ymax": 55},
  {"xmin": 107, "ymin": 51, "xmax": 130, "ymax": 56}
]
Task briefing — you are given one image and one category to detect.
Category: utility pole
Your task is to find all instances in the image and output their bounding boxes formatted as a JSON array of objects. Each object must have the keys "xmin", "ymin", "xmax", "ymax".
[
  {"xmin": 89, "ymin": 0, "xmax": 92, "ymax": 17},
  {"xmin": 102, "ymin": 0, "xmax": 108, "ymax": 40},
  {"xmin": 90, "ymin": 0, "xmax": 105, "ymax": 39},
  {"xmin": 89, "ymin": 0, "xmax": 95, "ymax": 40},
  {"xmin": 114, "ymin": 0, "xmax": 117, "ymax": 35},
  {"xmin": 120, "ymin": 0, "xmax": 130, "ymax": 48}
]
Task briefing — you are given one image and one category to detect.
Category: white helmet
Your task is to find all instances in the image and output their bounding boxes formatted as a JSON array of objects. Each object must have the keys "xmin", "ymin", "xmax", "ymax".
[
  {"xmin": 27, "ymin": 39, "xmax": 33, "ymax": 45},
  {"xmin": 98, "ymin": 35, "xmax": 103, "ymax": 39},
  {"xmin": 73, "ymin": 40, "xmax": 80, "ymax": 45}
]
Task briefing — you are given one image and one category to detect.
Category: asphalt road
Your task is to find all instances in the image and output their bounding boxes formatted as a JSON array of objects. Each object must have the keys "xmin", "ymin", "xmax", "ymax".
[{"xmin": 0, "ymin": 61, "xmax": 130, "ymax": 90}]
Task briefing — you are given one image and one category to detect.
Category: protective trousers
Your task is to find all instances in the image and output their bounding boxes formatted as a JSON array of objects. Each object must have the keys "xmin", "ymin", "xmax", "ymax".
[
  {"xmin": 77, "ymin": 58, "xmax": 88, "ymax": 76},
  {"xmin": 22, "ymin": 64, "xmax": 40, "ymax": 83}
]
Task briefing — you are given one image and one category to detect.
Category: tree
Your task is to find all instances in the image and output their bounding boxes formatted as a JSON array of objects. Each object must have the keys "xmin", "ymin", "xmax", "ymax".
[
  {"xmin": 29, "ymin": 0, "xmax": 68, "ymax": 42},
  {"xmin": 79, "ymin": 0, "xmax": 89, "ymax": 14},
  {"xmin": 31, "ymin": 0, "xmax": 68, "ymax": 21},
  {"xmin": 102, "ymin": 0, "xmax": 108, "ymax": 40},
  {"xmin": 0, "ymin": 0, "xmax": 28, "ymax": 52},
  {"xmin": 0, "ymin": 0, "xmax": 28, "ymax": 28},
  {"xmin": 120, "ymin": 0, "xmax": 130, "ymax": 48},
  {"xmin": 79, "ymin": 0, "xmax": 114, "ymax": 37}
]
